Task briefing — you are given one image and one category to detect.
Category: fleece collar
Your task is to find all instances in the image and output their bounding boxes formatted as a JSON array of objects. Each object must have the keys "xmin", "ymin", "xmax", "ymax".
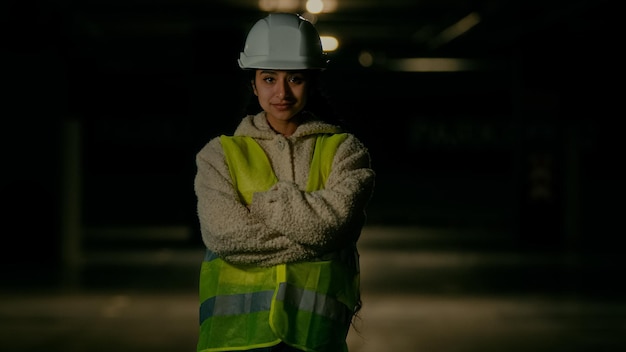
[{"xmin": 233, "ymin": 112, "xmax": 342, "ymax": 140}]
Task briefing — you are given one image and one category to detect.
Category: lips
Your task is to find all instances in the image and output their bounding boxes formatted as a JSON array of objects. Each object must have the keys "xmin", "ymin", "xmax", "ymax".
[{"xmin": 273, "ymin": 103, "xmax": 293, "ymax": 111}]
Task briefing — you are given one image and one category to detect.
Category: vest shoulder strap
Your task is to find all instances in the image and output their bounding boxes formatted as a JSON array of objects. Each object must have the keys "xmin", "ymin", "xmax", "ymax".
[
  {"xmin": 306, "ymin": 133, "xmax": 349, "ymax": 192},
  {"xmin": 220, "ymin": 135, "xmax": 277, "ymax": 205},
  {"xmin": 221, "ymin": 133, "xmax": 349, "ymax": 203}
]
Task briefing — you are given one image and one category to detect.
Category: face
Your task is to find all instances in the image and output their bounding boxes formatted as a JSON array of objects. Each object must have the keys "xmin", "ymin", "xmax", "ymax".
[{"xmin": 252, "ymin": 69, "xmax": 309, "ymax": 130}]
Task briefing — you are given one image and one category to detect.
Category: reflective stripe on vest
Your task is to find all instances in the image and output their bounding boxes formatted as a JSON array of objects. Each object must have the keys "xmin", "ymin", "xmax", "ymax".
[{"xmin": 198, "ymin": 133, "xmax": 357, "ymax": 352}]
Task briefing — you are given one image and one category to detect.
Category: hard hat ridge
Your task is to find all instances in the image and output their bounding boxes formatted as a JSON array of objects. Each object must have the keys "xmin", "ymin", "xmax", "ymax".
[{"xmin": 238, "ymin": 13, "xmax": 328, "ymax": 70}]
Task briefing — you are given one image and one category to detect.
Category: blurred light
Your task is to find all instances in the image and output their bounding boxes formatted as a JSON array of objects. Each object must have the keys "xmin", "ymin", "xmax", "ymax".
[
  {"xmin": 320, "ymin": 35, "xmax": 338, "ymax": 51},
  {"xmin": 258, "ymin": 0, "xmax": 299, "ymax": 12},
  {"xmin": 429, "ymin": 12, "xmax": 481, "ymax": 49},
  {"xmin": 322, "ymin": 0, "xmax": 337, "ymax": 12},
  {"xmin": 385, "ymin": 58, "xmax": 485, "ymax": 72},
  {"xmin": 101, "ymin": 295, "xmax": 131, "ymax": 318},
  {"xmin": 306, "ymin": 0, "xmax": 324, "ymax": 14},
  {"xmin": 359, "ymin": 51, "xmax": 374, "ymax": 67}
]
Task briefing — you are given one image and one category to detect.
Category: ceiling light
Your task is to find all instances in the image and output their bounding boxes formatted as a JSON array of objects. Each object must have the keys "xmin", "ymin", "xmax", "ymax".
[
  {"xmin": 320, "ymin": 36, "xmax": 338, "ymax": 51},
  {"xmin": 306, "ymin": 0, "xmax": 324, "ymax": 14}
]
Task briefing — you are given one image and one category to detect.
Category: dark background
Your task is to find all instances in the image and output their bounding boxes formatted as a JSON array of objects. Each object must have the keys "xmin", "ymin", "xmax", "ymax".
[
  {"xmin": 2, "ymin": 2, "xmax": 625, "ymax": 351},
  {"xmin": 2, "ymin": 0, "xmax": 623, "ymax": 281}
]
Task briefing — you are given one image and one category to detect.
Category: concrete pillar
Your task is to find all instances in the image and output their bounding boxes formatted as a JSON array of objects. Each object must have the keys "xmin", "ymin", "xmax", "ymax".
[{"xmin": 60, "ymin": 119, "xmax": 82, "ymax": 288}]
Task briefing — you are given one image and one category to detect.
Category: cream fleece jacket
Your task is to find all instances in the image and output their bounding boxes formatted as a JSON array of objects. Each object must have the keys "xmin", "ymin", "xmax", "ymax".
[{"xmin": 194, "ymin": 112, "xmax": 375, "ymax": 267}]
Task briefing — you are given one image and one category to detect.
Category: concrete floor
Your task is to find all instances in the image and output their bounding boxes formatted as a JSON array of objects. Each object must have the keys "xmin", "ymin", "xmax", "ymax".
[{"xmin": 2, "ymin": 226, "xmax": 625, "ymax": 351}]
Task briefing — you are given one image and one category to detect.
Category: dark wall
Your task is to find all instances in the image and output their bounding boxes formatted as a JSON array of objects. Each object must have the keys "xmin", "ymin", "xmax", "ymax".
[{"xmin": 2, "ymin": 0, "xmax": 623, "ymax": 279}]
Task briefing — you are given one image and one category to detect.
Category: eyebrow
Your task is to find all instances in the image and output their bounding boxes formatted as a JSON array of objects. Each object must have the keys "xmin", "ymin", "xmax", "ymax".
[{"xmin": 259, "ymin": 70, "xmax": 306, "ymax": 75}]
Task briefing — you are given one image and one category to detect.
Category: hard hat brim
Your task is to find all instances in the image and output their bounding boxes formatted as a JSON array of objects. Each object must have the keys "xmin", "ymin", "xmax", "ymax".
[{"xmin": 238, "ymin": 56, "xmax": 328, "ymax": 70}]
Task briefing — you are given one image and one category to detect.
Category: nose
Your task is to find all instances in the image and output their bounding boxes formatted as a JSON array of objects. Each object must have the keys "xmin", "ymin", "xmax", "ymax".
[{"xmin": 276, "ymin": 79, "xmax": 291, "ymax": 99}]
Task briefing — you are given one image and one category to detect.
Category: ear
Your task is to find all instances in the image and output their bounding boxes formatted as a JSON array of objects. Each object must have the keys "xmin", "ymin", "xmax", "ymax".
[{"xmin": 251, "ymin": 80, "xmax": 258, "ymax": 96}]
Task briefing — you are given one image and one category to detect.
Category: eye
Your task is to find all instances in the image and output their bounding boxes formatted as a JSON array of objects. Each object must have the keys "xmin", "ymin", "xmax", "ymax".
[
  {"xmin": 289, "ymin": 75, "xmax": 305, "ymax": 84},
  {"xmin": 262, "ymin": 76, "xmax": 275, "ymax": 84}
]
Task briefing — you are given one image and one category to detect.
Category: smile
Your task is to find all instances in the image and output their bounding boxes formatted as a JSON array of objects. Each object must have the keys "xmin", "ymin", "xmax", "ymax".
[{"xmin": 273, "ymin": 103, "xmax": 293, "ymax": 110}]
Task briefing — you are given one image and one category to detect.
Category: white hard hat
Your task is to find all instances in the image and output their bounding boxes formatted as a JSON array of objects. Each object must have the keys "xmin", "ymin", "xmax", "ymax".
[{"xmin": 238, "ymin": 13, "xmax": 328, "ymax": 70}]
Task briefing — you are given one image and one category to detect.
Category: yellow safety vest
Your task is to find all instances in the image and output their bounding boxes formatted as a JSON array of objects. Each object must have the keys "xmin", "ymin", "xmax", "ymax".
[{"xmin": 198, "ymin": 133, "xmax": 360, "ymax": 352}]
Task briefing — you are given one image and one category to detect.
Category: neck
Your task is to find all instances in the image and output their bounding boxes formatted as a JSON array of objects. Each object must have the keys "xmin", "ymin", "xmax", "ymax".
[{"xmin": 266, "ymin": 113, "xmax": 301, "ymax": 137}]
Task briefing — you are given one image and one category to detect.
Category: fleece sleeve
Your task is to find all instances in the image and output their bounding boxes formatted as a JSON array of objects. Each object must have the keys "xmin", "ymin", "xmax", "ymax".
[
  {"xmin": 194, "ymin": 138, "xmax": 318, "ymax": 266},
  {"xmin": 248, "ymin": 134, "xmax": 376, "ymax": 252}
]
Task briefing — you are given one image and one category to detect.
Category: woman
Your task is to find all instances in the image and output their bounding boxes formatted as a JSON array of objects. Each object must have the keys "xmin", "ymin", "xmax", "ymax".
[{"xmin": 194, "ymin": 13, "xmax": 375, "ymax": 352}]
